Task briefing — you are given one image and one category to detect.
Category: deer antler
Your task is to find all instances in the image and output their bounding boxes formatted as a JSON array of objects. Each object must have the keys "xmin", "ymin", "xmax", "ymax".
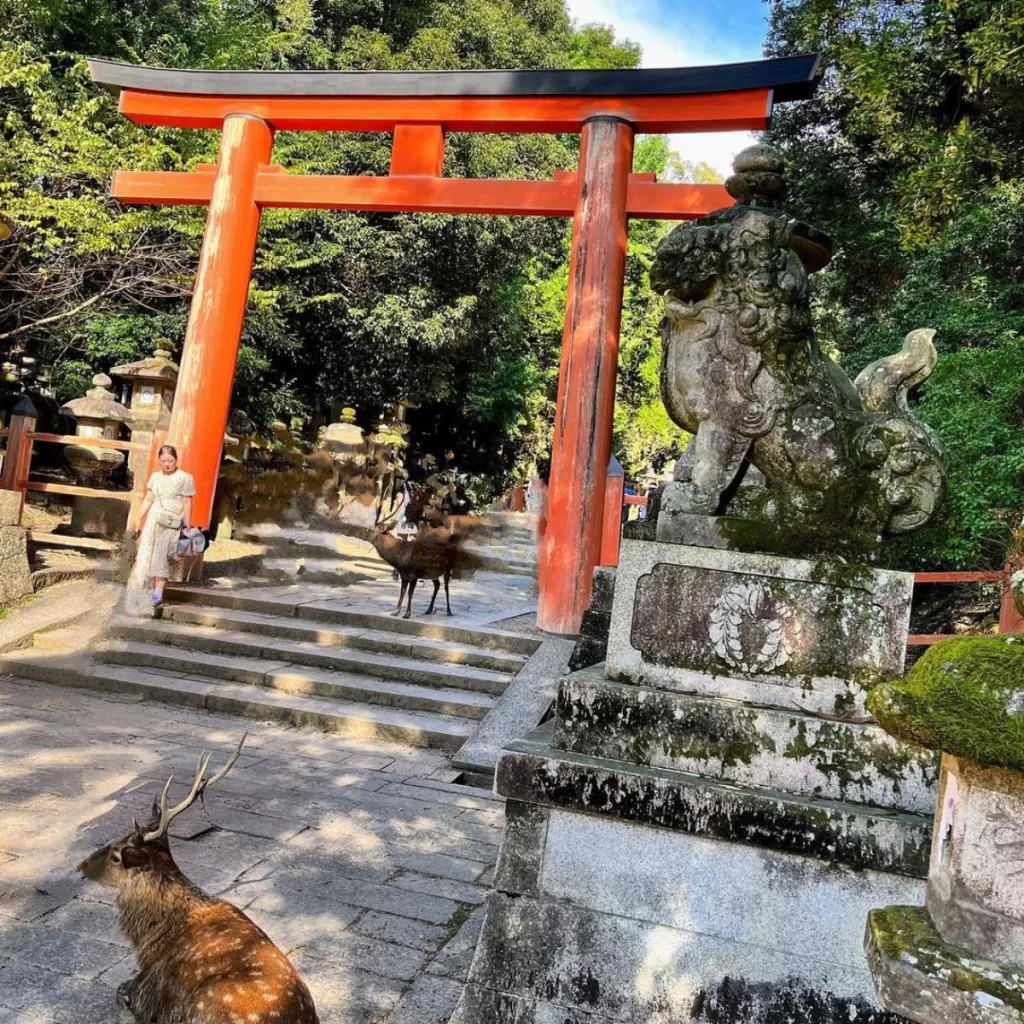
[{"xmin": 142, "ymin": 734, "xmax": 247, "ymax": 842}]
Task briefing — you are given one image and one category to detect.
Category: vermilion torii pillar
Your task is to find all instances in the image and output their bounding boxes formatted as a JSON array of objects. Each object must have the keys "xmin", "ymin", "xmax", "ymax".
[{"xmin": 90, "ymin": 55, "xmax": 819, "ymax": 634}]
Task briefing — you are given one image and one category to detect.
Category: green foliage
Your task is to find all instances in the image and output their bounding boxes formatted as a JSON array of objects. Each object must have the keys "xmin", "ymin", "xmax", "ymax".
[
  {"xmin": 765, "ymin": 0, "xmax": 1024, "ymax": 567},
  {"xmin": 868, "ymin": 635, "xmax": 1024, "ymax": 770},
  {"xmin": 0, "ymin": 0, "xmax": 644, "ymax": 495}
]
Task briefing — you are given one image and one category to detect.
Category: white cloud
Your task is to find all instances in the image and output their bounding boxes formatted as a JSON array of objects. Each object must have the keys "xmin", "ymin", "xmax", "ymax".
[{"xmin": 563, "ymin": 0, "xmax": 761, "ymax": 178}]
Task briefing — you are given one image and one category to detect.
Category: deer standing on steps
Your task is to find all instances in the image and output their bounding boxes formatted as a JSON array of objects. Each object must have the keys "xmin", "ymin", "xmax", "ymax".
[
  {"xmin": 77, "ymin": 736, "xmax": 319, "ymax": 1024},
  {"xmin": 368, "ymin": 518, "xmax": 458, "ymax": 619}
]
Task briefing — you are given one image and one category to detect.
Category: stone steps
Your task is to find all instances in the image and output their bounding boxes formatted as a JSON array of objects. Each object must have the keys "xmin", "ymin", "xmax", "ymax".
[
  {"xmin": 160, "ymin": 603, "xmax": 528, "ymax": 673},
  {"xmin": 0, "ymin": 650, "xmax": 474, "ymax": 749},
  {"xmin": 164, "ymin": 587, "xmax": 541, "ymax": 655},
  {"xmin": 0, "ymin": 588, "xmax": 538, "ymax": 750},
  {"xmin": 50, "ymin": 591, "xmax": 534, "ymax": 751},
  {"xmin": 105, "ymin": 620, "xmax": 514, "ymax": 696},
  {"xmin": 557, "ymin": 671, "xmax": 939, "ymax": 815},
  {"xmin": 0, "ymin": 582, "xmax": 535, "ymax": 750},
  {"xmin": 95, "ymin": 639, "xmax": 495, "ymax": 720},
  {"xmin": 500, "ymin": 724, "xmax": 933, "ymax": 878},
  {"xmin": 27, "ymin": 545, "xmax": 116, "ymax": 591}
]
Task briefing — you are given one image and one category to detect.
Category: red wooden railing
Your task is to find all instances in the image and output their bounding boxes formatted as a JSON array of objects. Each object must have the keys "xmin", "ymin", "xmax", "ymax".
[
  {"xmin": 0, "ymin": 401, "xmax": 153, "ymax": 527},
  {"xmin": 908, "ymin": 569, "xmax": 1023, "ymax": 644}
]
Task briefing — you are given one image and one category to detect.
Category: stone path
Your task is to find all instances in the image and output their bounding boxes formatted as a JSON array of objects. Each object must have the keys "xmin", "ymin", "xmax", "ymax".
[
  {"xmin": 0, "ymin": 580, "xmax": 114, "ymax": 654},
  {"xmin": 0, "ymin": 675, "xmax": 503, "ymax": 1024},
  {"xmin": 191, "ymin": 566, "xmax": 537, "ymax": 632}
]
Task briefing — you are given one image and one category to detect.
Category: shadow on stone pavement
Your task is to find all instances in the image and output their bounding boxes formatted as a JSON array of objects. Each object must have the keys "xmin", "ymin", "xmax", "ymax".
[{"xmin": 0, "ymin": 674, "xmax": 503, "ymax": 1024}]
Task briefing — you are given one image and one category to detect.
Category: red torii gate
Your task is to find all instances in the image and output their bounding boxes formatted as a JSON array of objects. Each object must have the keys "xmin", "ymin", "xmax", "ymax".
[{"xmin": 89, "ymin": 55, "xmax": 819, "ymax": 635}]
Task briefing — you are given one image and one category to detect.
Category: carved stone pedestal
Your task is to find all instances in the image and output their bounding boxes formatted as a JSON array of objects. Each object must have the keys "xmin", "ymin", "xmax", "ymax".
[{"xmin": 454, "ymin": 539, "xmax": 937, "ymax": 1024}]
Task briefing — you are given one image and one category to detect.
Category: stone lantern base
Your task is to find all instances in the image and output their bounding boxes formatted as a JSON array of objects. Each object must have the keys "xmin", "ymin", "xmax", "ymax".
[
  {"xmin": 864, "ymin": 636, "xmax": 1024, "ymax": 1023},
  {"xmin": 866, "ymin": 753, "xmax": 1024, "ymax": 1024},
  {"xmin": 64, "ymin": 443, "xmax": 128, "ymax": 539}
]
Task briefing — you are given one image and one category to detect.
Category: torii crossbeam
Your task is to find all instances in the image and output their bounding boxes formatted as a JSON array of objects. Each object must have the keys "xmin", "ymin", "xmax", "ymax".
[{"xmin": 90, "ymin": 55, "xmax": 820, "ymax": 634}]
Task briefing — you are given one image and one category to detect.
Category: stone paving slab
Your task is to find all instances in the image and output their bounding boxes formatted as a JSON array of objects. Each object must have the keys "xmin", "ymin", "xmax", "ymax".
[
  {"xmin": 0, "ymin": 674, "xmax": 503, "ymax": 1024},
  {"xmin": 175, "ymin": 564, "xmax": 536, "ymax": 634}
]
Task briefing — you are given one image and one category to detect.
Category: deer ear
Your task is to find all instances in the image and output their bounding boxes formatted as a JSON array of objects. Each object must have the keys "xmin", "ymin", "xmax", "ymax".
[{"xmin": 121, "ymin": 845, "xmax": 149, "ymax": 870}]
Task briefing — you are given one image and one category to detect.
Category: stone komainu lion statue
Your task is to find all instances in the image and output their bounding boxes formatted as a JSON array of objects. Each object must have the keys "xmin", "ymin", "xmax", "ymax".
[{"xmin": 651, "ymin": 144, "xmax": 947, "ymax": 546}]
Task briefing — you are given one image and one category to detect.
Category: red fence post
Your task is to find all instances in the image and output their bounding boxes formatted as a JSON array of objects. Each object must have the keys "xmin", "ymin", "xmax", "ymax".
[
  {"xmin": 0, "ymin": 397, "xmax": 37, "ymax": 518},
  {"xmin": 1000, "ymin": 543, "xmax": 1024, "ymax": 633},
  {"xmin": 600, "ymin": 456, "xmax": 625, "ymax": 568}
]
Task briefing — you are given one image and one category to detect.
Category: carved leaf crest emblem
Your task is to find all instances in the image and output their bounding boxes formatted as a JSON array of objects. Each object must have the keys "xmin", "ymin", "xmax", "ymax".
[{"xmin": 708, "ymin": 580, "xmax": 797, "ymax": 674}]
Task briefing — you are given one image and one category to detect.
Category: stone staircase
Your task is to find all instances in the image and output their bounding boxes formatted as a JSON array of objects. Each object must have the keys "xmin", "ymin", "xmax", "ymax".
[
  {"xmin": 0, "ymin": 589, "xmax": 539, "ymax": 752},
  {"xmin": 26, "ymin": 531, "xmax": 118, "ymax": 590},
  {"xmin": 460, "ymin": 512, "xmax": 538, "ymax": 577}
]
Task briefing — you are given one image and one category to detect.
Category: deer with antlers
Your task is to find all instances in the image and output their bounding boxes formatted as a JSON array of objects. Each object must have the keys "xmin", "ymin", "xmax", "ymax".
[
  {"xmin": 366, "ymin": 503, "xmax": 464, "ymax": 619},
  {"xmin": 77, "ymin": 736, "xmax": 318, "ymax": 1024}
]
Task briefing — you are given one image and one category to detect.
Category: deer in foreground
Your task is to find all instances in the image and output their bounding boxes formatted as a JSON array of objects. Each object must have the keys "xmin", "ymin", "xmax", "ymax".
[{"xmin": 77, "ymin": 736, "xmax": 318, "ymax": 1024}]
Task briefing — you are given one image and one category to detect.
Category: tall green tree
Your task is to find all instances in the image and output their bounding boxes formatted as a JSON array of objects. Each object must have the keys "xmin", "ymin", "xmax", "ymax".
[{"xmin": 764, "ymin": 0, "xmax": 1024, "ymax": 568}]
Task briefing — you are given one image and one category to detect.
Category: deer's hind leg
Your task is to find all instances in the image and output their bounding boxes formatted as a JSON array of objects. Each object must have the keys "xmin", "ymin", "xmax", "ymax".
[
  {"xmin": 425, "ymin": 578, "xmax": 441, "ymax": 615},
  {"xmin": 444, "ymin": 569, "xmax": 453, "ymax": 616},
  {"xmin": 404, "ymin": 577, "xmax": 418, "ymax": 619},
  {"xmin": 392, "ymin": 577, "xmax": 409, "ymax": 617}
]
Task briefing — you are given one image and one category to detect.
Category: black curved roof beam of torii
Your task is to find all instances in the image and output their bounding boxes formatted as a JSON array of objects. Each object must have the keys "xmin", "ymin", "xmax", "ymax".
[
  {"xmin": 88, "ymin": 54, "xmax": 820, "ymax": 135},
  {"xmin": 89, "ymin": 53, "xmax": 820, "ymax": 102}
]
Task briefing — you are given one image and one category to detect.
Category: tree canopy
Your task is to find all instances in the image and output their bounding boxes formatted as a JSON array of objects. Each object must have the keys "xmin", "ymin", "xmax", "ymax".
[
  {"xmin": 764, "ymin": 0, "xmax": 1024, "ymax": 568},
  {"xmin": 3, "ymin": 0, "xmax": 1023, "ymax": 566},
  {"xmin": 0, "ymin": 0, "xmax": 660, "ymax": 496}
]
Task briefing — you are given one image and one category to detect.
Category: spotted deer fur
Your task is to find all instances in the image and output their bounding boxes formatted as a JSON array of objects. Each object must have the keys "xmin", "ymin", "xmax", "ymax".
[{"xmin": 77, "ymin": 737, "xmax": 318, "ymax": 1024}]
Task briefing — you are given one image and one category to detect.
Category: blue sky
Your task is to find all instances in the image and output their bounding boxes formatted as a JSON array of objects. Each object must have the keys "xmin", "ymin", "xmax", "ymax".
[{"xmin": 563, "ymin": 0, "xmax": 771, "ymax": 175}]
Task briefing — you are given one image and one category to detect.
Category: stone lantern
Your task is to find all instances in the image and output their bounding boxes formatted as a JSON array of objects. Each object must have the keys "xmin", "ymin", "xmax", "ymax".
[
  {"xmin": 60, "ymin": 373, "xmax": 133, "ymax": 537},
  {"xmin": 323, "ymin": 407, "xmax": 366, "ymax": 459},
  {"xmin": 865, "ymin": 635, "xmax": 1024, "ymax": 1023},
  {"xmin": 323, "ymin": 408, "xmax": 375, "ymax": 526},
  {"xmin": 111, "ymin": 344, "xmax": 178, "ymax": 487}
]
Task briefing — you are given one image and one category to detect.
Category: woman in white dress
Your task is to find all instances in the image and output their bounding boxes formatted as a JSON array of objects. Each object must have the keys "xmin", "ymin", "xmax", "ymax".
[{"xmin": 131, "ymin": 445, "xmax": 195, "ymax": 610}]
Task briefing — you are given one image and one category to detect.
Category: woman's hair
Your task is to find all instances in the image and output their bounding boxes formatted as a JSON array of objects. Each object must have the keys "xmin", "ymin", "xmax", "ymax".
[{"xmin": 158, "ymin": 444, "xmax": 178, "ymax": 460}]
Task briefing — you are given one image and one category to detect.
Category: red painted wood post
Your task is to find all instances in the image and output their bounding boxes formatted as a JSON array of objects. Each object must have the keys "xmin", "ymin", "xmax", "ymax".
[
  {"xmin": 0, "ymin": 397, "xmax": 37, "ymax": 518},
  {"xmin": 600, "ymin": 456, "xmax": 625, "ymax": 567},
  {"xmin": 167, "ymin": 114, "xmax": 274, "ymax": 530},
  {"xmin": 538, "ymin": 116, "xmax": 634, "ymax": 634},
  {"xmin": 390, "ymin": 125, "xmax": 445, "ymax": 177},
  {"xmin": 999, "ymin": 544, "xmax": 1024, "ymax": 633}
]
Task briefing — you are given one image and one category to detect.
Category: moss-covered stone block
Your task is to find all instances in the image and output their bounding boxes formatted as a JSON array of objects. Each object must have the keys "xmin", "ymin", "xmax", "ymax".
[
  {"xmin": 866, "ymin": 904, "xmax": 1024, "ymax": 1023},
  {"xmin": 867, "ymin": 636, "xmax": 1024, "ymax": 771}
]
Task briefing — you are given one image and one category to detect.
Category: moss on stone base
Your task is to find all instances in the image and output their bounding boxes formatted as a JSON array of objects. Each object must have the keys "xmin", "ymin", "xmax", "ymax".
[
  {"xmin": 867, "ymin": 636, "xmax": 1024, "ymax": 771},
  {"xmin": 867, "ymin": 905, "xmax": 1024, "ymax": 1012}
]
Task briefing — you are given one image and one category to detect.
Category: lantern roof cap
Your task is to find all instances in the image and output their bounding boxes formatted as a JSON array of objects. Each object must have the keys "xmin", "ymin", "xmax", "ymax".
[
  {"xmin": 61, "ymin": 373, "xmax": 133, "ymax": 422},
  {"xmin": 110, "ymin": 345, "xmax": 179, "ymax": 382}
]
